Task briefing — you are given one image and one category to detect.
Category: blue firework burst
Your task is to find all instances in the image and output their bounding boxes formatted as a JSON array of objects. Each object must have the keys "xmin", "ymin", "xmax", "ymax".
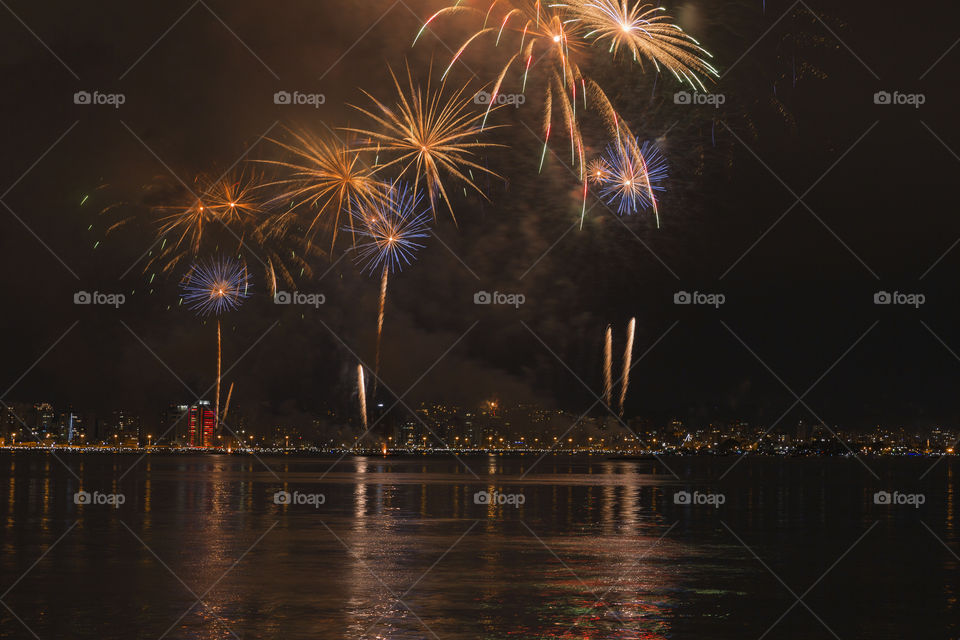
[
  {"xmin": 597, "ymin": 139, "xmax": 668, "ymax": 215},
  {"xmin": 348, "ymin": 182, "xmax": 432, "ymax": 275},
  {"xmin": 180, "ymin": 256, "xmax": 251, "ymax": 316}
]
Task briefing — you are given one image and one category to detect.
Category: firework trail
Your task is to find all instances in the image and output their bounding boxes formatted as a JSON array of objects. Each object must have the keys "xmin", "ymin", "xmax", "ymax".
[
  {"xmin": 603, "ymin": 325, "xmax": 613, "ymax": 407},
  {"xmin": 348, "ymin": 181, "xmax": 431, "ymax": 387},
  {"xmin": 223, "ymin": 381, "xmax": 235, "ymax": 424},
  {"xmin": 618, "ymin": 317, "xmax": 636, "ymax": 416},
  {"xmin": 357, "ymin": 364, "xmax": 368, "ymax": 433},
  {"xmin": 375, "ymin": 265, "xmax": 388, "ymax": 395},
  {"xmin": 216, "ymin": 321, "xmax": 221, "ymax": 434}
]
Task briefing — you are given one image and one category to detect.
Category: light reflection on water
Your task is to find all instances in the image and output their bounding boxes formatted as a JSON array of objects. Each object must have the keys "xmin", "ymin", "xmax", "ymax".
[{"xmin": 0, "ymin": 453, "xmax": 957, "ymax": 639}]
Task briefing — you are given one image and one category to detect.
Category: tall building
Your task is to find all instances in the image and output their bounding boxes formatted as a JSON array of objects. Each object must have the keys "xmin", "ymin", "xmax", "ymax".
[
  {"xmin": 162, "ymin": 403, "xmax": 190, "ymax": 444},
  {"xmin": 34, "ymin": 402, "xmax": 55, "ymax": 437},
  {"xmin": 187, "ymin": 401, "xmax": 216, "ymax": 447},
  {"xmin": 58, "ymin": 408, "xmax": 85, "ymax": 444}
]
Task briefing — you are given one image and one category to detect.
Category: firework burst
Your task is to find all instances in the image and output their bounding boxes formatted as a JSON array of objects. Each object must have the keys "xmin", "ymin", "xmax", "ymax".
[
  {"xmin": 149, "ymin": 171, "xmax": 319, "ymax": 296},
  {"xmin": 180, "ymin": 256, "xmax": 251, "ymax": 316},
  {"xmin": 258, "ymin": 129, "xmax": 382, "ymax": 250},
  {"xmin": 594, "ymin": 138, "xmax": 668, "ymax": 222},
  {"xmin": 417, "ymin": 0, "xmax": 713, "ymax": 181},
  {"xmin": 351, "ymin": 182, "xmax": 432, "ymax": 274},
  {"xmin": 571, "ymin": 1, "xmax": 718, "ymax": 89},
  {"xmin": 344, "ymin": 65, "xmax": 502, "ymax": 222}
]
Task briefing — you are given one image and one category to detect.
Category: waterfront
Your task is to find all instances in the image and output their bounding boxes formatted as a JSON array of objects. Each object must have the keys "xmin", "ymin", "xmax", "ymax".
[{"xmin": 0, "ymin": 453, "xmax": 957, "ymax": 639}]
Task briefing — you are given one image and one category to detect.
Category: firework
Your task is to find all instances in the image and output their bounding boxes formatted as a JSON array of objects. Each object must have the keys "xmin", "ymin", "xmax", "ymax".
[
  {"xmin": 571, "ymin": 1, "xmax": 718, "ymax": 90},
  {"xmin": 135, "ymin": 171, "xmax": 317, "ymax": 296},
  {"xmin": 180, "ymin": 256, "xmax": 250, "ymax": 446},
  {"xmin": 344, "ymin": 65, "xmax": 502, "ymax": 222},
  {"xmin": 150, "ymin": 172, "xmax": 261, "ymax": 272},
  {"xmin": 351, "ymin": 182, "xmax": 432, "ymax": 275},
  {"xmin": 180, "ymin": 256, "xmax": 251, "ymax": 316},
  {"xmin": 586, "ymin": 157, "xmax": 612, "ymax": 184},
  {"xmin": 223, "ymin": 381, "xmax": 235, "ymax": 423},
  {"xmin": 417, "ymin": 0, "xmax": 712, "ymax": 186},
  {"xmin": 258, "ymin": 129, "xmax": 382, "ymax": 250},
  {"xmin": 594, "ymin": 138, "xmax": 668, "ymax": 222},
  {"xmin": 603, "ymin": 325, "xmax": 613, "ymax": 407},
  {"xmin": 419, "ymin": 1, "xmax": 600, "ymax": 172},
  {"xmin": 618, "ymin": 317, "xmax": 635, "ymax": 416},
  {"xmin": 349, "ymin": 181, "xmax": 432, "ymax": 388},
  {"xmin": 358, "ymin": 364, "xmax": 368, "ymax": 432}
]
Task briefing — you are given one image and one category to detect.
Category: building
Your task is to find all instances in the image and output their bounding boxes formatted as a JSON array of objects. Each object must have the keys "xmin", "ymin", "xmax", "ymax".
[
  {"xmin": 162, "ymin": 403, "xmax": 190, "ymax": 444},
  {"xmin": 187, "ymin": 401, "xmax": 216, "ymax": 447},
  {"xmin": 34, "ymin": 402, "xmax": 55, "ymax": 437}
]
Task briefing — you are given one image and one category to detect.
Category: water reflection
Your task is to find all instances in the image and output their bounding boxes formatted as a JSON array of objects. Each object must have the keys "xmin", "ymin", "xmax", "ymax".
[{"xmin": 0, "ymin": 454, "xmax": 957, "ymax": 639}]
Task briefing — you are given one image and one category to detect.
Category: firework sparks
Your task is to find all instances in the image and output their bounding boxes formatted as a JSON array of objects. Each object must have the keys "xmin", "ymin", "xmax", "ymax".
[
  {"xmin": 180, "ymin": 256, "xmax": 251, "ymax": 316},
  {"xmin": 417, "ymin": 0, "xmax": 712, "ymax": 185},
  {"xmin": 351, "ymin": 182, "xmax": 432, "ymax": 275},
  {"xmin": 572, "ymin": 1, "xmax": 718, "ymax": 90},
  {"xmin": 130, "ymin": 171, "xmax": 317, "ymax": 296},
  {"xmin": 344, "ymin": 65, "xmax": 502, "ymax": 222},
  {"xmin": 593, "ymin": 138, "xmax": 668, "ymax": 223},
  {"xmin": 258, "ymin": 129, "xmax": 382, "ymax": 249},
  {"xmin": 151, "ymin": 172, "xmax": 262, "ymax": 271},
  {"xmin": 618, "ymin": 317, "xmax": 635, "ymax": 416}
]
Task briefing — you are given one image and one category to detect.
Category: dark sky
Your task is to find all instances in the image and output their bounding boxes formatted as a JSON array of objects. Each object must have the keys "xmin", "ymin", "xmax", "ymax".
[{"xmin": 1, "ymin": 0, "xmax": 958, "ymax": 431}]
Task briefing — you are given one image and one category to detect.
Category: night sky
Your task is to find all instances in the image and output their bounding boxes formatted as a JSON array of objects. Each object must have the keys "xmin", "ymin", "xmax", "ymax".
[{"xmin": 1, "ymin": 0, "xmax": 958, "ymax": 431}]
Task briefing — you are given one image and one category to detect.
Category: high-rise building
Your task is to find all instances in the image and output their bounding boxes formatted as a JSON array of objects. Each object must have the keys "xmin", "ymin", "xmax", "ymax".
[
  {"xmin": 187, "ymin": 401, "xmax": 216, "ymax": 447},
  {"xmin": 162, "ymin": 403, "xmax": 190, "ymax": 444},
  {"xmin": 34, "ymin": 402, "xmax": 55, "ymax": 437}
]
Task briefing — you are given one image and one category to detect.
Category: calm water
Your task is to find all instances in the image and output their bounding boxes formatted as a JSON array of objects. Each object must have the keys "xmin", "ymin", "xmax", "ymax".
[{"xmin": 0, "ymin": 452, "xmax": 957, "ymax": 639}]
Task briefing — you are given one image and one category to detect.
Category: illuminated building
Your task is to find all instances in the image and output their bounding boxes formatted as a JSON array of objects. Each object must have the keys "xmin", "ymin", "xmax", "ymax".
[
  {"xmin": 34, "ymin": 402, "xmax": 55, "ymax": 437},
  {"xmin": 187, "ymin": 401, "xmax": 216, "ymax": 447}
]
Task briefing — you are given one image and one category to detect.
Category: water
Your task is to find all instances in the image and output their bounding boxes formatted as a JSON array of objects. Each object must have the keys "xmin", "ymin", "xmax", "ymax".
[{"xmin": 0, "ymin": 452, "xmax": 957, "ymax": 639}]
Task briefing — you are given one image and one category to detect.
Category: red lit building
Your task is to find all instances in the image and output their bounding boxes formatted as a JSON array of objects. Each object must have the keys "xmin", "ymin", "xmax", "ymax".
[{"xmin": 187, "ymin": 401, "xmax": 216, "ymax": 447}]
